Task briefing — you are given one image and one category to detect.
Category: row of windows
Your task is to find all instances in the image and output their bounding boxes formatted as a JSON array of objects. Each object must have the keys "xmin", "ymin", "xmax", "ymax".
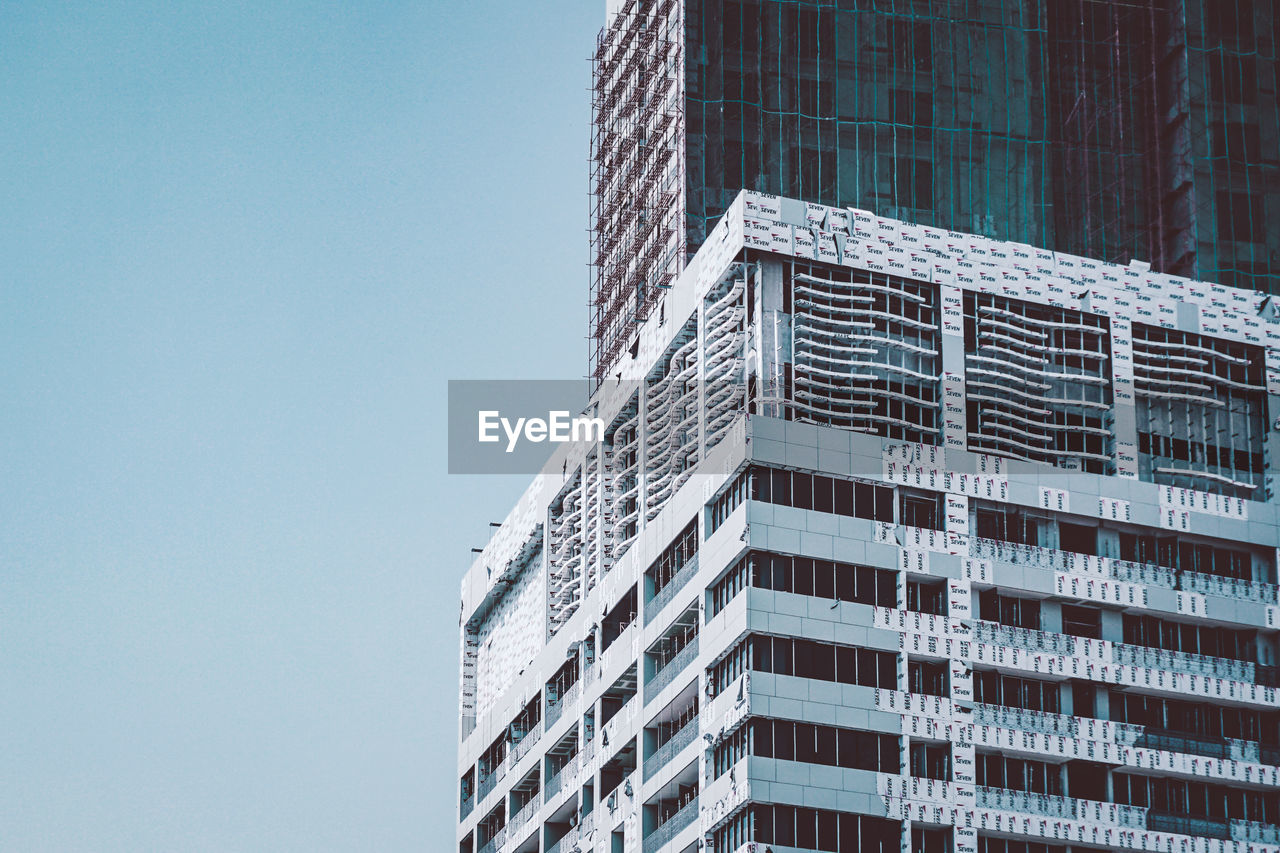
[
  {"xmin": 1114, "ymin": 772, "xmax": 1280, "ymax": 824},
  {"xmin": 708, "ymin": 633, "xmax": 897, "ymax": 697},
  {"xmin": 973, "ymin": 670, "xmax": 1061, "ymax": 714},
  {"xmin": 708, "ymin": 466, "xmax": 750, "ymax": 533},
  {"xmin": 708, "ymin": 549, "xmax": 899, "ymax": 619},
  {"xmin": 712, "ymin": 716, "xmax": 899, "ymax": 777},
  {"xmin": 711, "ymin": 804, "xmax": 900, "ymax": 853},
  {"xmin": 1123, "ymin": 613, "xmax": 1256, "ymax": 662},
  {"xmin": 1118, "ymin": 531, "xmax": 1252, "ymax": 582},
  {"xmin": 1110, "ymin": 692, "xmax": 1279, "ymax": 745},
  {"xmin": 975, "ymin": 499, "xmax": 1264, "ymax": 585},
  {"xmin": 977, "ymin": 752, "xmax": 1064, "ymax": 796},
  {"xmin": 750, "ymin": 464, "xmax": 895, "ymax": 520},
  {"xmin": 979, "ymin": 589, "xmax": 1041, "ymax": 630},
  {"xmin": 1138, "ymin": 431, "xmax": 1264, "ymax": 479}
]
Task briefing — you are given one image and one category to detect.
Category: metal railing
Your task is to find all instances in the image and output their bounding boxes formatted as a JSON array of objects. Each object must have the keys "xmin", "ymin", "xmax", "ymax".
[
  {"xmin": 971, "ymin": 620, "xmax": 1077, "ymax": 656},
  {"xmin": 976, "ymin": 787, "xmax": 1075, "ymax": 820},
  {"xmin": 972, "ymin": 704, "xmax": 1080, "ymax": 738},
  {"xmin": 506, "ymin": 792, "xmax": 540, "ymax": 836},
  {"xmin": 976, "ymin": 787, "xmax": 1146, "ymax": 829},
  {"xmin": 545, "ymin": 681, "xmax": 582, "ymax": 728},
  {"xmin": 971, "ymin": 536, "xmax": 1279, "ymax": 606},
  {"xmin": 645, "ymin": 636, "xmax": 699, "ymax": 704},
  {"xmin": 1148, "ymin": 813, "xmax": 1231, "ymax": 839},
  {"xmin": 1232, "ymin": 820, "xmax": 1280, "ymax": 844},
  {"xmin": 460, "ymin": 793, "xmax": 475, "ymax": 821},
  {"xmin": 644, "ymin": 555, "xmax": 698, "ymax": 626},
  {"xmin": 643, "ymin": 715, "xmax": 699, "ymax": 780},
  {"xmin": 1111, "ymin": 642, "xmax": 1255, "ymax": 682},
  {"xmin": 510, "ymin": 720, "xmax": 544, "ymax": 765},
  {"xmin": 1181, "ymin": 571, "xmax": 1280, "ymax": 604},
  {"xmin": 476, "ymin": 768, "xmax": 500, "ymax": 804},
  {"xmin": 642, "ymin": 795, "xmax": 699, "ymax": 853}
]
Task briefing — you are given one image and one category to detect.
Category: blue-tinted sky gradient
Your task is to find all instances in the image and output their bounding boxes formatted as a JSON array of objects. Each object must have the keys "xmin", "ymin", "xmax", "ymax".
[{"xmin": 0, "ymin": 2, "xmax": 597, "ymax": 849}]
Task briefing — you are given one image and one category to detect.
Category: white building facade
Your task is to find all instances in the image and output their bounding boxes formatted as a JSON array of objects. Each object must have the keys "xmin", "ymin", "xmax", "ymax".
[{"xmin": 456, "ymin": 191, "xmax": 1280, "ymax": 853}]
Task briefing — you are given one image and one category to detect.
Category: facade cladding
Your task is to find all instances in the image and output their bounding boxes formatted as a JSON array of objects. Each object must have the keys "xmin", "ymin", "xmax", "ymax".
[
  {"xmin": 456, "ymin": 191, "xmax": 1280, "ymax": 853},
  {"xmin": 590, "ymin": 0, "xmax": 1280, "ymax": 382}
]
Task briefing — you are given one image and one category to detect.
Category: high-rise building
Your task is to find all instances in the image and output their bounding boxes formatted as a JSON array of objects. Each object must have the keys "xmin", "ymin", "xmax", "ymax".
[
  {"xmin": 455, "ymin": 191, "xmax": 1280, "ymax": 853},
  {"xmin": 458, "ymin": 3, "xmax": 1280, "ymax": 853},
  {"xmin": 590, "ymin": 0, "xmax": 1280, "ymax": 382}
]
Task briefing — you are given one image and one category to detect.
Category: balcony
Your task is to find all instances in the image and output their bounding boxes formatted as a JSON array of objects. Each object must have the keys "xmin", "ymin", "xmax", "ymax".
[
  {"xmin": 971, "ymin": 620, "xmax": 1076, "ymax": 656},
  {"xmin": 645, "ymin": 555, "xmax": 698, "ymax": 626},
  {"xmin": 506, "ymin": 792, "xmax": 540, "ymax": 837},
  {"xmin": 643, "ymin": 715, "xmax": 699, "ymax": 781},
  {"xmin": 460, "ymin": 793, "xmax": 475, "ymax": 821},
  {"xmin": 972, "ymin": 704, "xmax": 1080, "ymax": 739},
  {"xmin": 975, "ymin": 787, "xmax": 1146, "ymax": 829},
  {"xmin": 543, "ymin": 752, "xmax": 579, "ymax": 805},
  {"xmin": 1148, "ymin": 813, "xmax": 1230, "ymax": 840},
  {"xmin": 1233, "ymin": 820, "xmax": 1280, "ymax": 845},
  {"xmin": 545, "ymin": 681, "xmax": 581, "ymax": 728},
  {"xmin": 645, "ymin": 636, "xmax": 699, "ymax": 704},
  {"xmin": 970, "ymin": 537, "xmax": 1278, "ymax": 606},
  {"xmin": 509, "ymin": 721, "xmax": 543, "ymax": 765},
  {"xmin": 476, "ymin": 765, "xmax": 502, "ymax": 804},
  {"xmin": 1181, "ymin": 571, "xmax": 1280, "ymax": 604},
  {"xmin": 1111, "ymin": 642, "xmax": 1256, "ymax": 683},
  {"xmin": 477, "ymin": 824, "xmax": 506, "ymax": 853},
  {"xmin": 642, "ymin": 795, "xmax": 699, "ymax": 853}
]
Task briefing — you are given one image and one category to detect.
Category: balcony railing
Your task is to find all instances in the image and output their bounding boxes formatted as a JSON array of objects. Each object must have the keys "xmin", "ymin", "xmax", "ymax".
[
  {"xmin": 1232, "ymin": 820, "xmax": 1280, "ymax": 845},
  {"xmin": 510, "ymin": 720, "xmax": 544, "ymax": 765},
  {"xmin": 506, "ymin": 792, "xmax": 540, "ymax": 836},
  {"xmin": 976, "ymin": 787, "xmax": 1146, "ymax": 829},
  {"xmin": 644, "ymin": 555, "xmax": 698, "ymax": 626},
  {"xmin": 642, "ymin": 795, "xmax": 699, "ymax": 853},
  {"xmin": 460, "ymin": 793, "xmax": 475, "ymax": 821},
  {"xmin": 1112, "ymin": 642, "xmax": 1256, "ymax": 683},
  {"xmin": 544, "ymin": 751, "xmax": 579, "ymax": 805},
  {"xmin": 972, "ymin": 704, "xmax": 1080, "ymax": 738},
  {"xmin": 545, "ymin": 681, "xmax": 581, "ymax": 728},
  {"xmin": 1181, "ymin": 571, "xmax": 1280, "ymax": 604},
  {"xmin": 477, "ymin": 767, "xmax": 501, "ymax": 804},
  {"xmin": 643, "ymin": 715, "xmax": 699, "ymax": 781},
  {"xmin": 971, "ymin": 620, "xmax": 1076, "ymax": 656},
  {"xmin": 477, "ymin": 824, "xmax": 506, "ymax": 853},
  {"xmin": 971, "ymin": 537, "xmax": 1279, "ymax": 606},
  {"xmin": 1148, "ymin": 813, "xmax": 1230, "ymax": 839},
  {"xmin": 645, "ymin": 636, "xmax": 699, "ymax": 704}
]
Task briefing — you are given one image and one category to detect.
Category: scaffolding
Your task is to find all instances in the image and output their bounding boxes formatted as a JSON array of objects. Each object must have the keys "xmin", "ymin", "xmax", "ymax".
[{"xmin": 590, "ymin": 0, "xmax": 685, "ymax": 384}]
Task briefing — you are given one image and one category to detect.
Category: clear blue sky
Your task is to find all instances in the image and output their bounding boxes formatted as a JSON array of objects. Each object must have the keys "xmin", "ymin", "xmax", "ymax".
[{"xmin": 0, "ymin": 2, "xmax": 597, "ymax": 849}]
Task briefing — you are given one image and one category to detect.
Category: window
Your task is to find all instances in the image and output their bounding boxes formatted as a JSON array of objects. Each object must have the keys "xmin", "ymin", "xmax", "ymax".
[
  {"xmin": 910, "ymin": 742, "xmax": 951, "ymax": 780},
  {"xmin": 754, "ymin": 805, "xmax": 899, "ymax": 853},
  {"xmin": 709, "ymin": 467, "xmax": 751, "ymax": 533},
  {"xmin": 907, "ymin": 579, "xmax": 945, "ymax": 615},
  {"xmin": 751, "ymin": 465, "xmax": 893, "ymax": 521},
  {"xmin": 908, "ymin": 659, "xmax": 948, "ymax": 696},
  {"xmin": 746, "ymin": 716, "xmax": 899, "ymax": 773},
  {"xmin": 1061, "ymin": 604, "xmax": 1101, "ymax": 640},
  {"xmin": 1123, "ymin": 614, "xmax": 1256, "ymax": 662},
  {"xmin": 977, "ymin": 752, "xmax": 1063, "ymax": 795},
  {"xmin": 747, "ymin": 634, "xmax": 897, "ymax": 689},
  {"xmin": 900, "ymin": 490, "xmax": 942, "ymax": 530},
  {"xmin": 749, "ymin": 551, "xmax": 896, "ymax": 607},
  {"xmin": 1217, "ymin": 190, "xmax": 1264, "ymax": 243},
  {"xmin": 973, "ymin": 670, "xmax": 1060, "ymax": 713},
  {"xmin": 978, "ymin": 590, "xmax": 1040, "ymax": 630}
]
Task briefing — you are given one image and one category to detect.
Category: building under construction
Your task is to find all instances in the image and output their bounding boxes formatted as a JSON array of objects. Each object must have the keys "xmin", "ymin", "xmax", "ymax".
[{"xmin": 591, "ymin": 0, "xmax": 1280, "ymax": 383}]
